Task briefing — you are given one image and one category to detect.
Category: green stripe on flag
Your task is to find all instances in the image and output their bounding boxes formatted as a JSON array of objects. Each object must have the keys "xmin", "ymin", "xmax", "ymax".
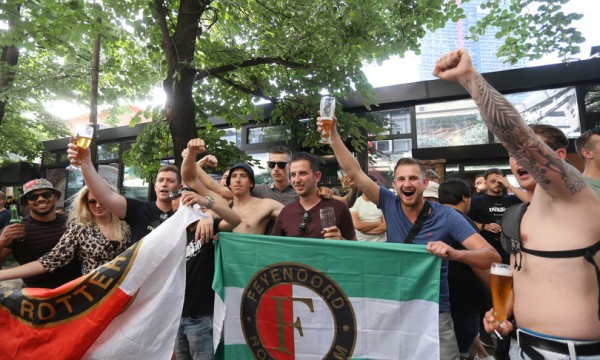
[{"xmin": 213, "ymin": 233, "xmax": 440, "ymax": 304}]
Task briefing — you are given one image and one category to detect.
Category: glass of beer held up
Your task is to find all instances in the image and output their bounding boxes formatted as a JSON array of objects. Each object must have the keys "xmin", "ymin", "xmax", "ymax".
[
  {"xmin": 319, "ymin": 95, "xmax": 336, "ymax": 144},
  {"xmin": 490, "ymin": 262, "xmax": 513, "ymax": 322},
  {"xmin": 66, "ymin": 124, "xmax": 94, "ymax": 171}
]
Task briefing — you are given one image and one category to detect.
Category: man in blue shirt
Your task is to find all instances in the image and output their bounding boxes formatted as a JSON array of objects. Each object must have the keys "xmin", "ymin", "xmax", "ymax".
[{"xmin": 321, "ymin": 119, "xmax": 500, "ymax": 360}]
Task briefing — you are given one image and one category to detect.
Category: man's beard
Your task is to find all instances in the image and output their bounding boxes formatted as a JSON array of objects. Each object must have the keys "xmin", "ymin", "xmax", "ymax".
[{"xmin": 30, "ymin": 203, "xmax": 56, "ymax": 217}]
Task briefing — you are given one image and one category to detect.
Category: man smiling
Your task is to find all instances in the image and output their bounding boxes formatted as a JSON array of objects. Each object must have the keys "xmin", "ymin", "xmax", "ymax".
[{"xmin": 0, "ymin": 179, "xmax": 81, "ymax": 288}]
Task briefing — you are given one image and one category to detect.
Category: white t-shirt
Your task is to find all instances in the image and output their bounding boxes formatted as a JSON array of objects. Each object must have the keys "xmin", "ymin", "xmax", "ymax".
[{"xmin": 350, "ymin": 196, "xmax": 387, "ymax": 242}]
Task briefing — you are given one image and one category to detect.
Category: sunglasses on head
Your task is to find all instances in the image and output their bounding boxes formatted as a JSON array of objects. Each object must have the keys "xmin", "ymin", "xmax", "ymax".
[
  {"xmin": 267, "ymin": 161, "xmax": 289, "ymax": 169},
  {"xmin": 26, "ymin": 191, "xmax": 54, "ymax": 202},
  {"xmin": 299, "ymin": 211, "xmax": 311, "ymax": 233}
]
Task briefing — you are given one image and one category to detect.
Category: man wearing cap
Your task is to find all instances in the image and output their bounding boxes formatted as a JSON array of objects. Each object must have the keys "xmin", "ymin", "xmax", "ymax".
[
  {"xmin": 224, "ymin": 162, "xmax": 283, "ymax": 234},
  {"xmin": 68, "ymin": 143, "xmax": 181, "ymax": 243},
  {"xmin": 0, "ymin": 179, "xmax": 81, "ymax": 288}
]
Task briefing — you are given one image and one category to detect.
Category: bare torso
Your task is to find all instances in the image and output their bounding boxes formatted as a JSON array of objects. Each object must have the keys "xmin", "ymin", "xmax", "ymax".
[
  {"xmin": 513, "ymin": 188, "xmax": 600, "ymax": 339},
  {"xmin": 231, "ymin": 197, "xmax": 282, "ymax": 235}
]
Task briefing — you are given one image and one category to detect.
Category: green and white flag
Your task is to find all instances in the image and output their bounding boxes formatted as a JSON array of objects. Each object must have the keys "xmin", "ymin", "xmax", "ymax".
[{"xmin": 213, "ymin": 233, "xmax": 441, "ymax": 360}]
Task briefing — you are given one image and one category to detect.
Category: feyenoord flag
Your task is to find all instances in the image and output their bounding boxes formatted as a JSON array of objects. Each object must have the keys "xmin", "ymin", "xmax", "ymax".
[
  {"xmin": 213, "ymin": 233, "xmax": 441, "ymax": 359},
  {"xmin": 0, "ymin": 205, "xmax": 204, "ymax": 360}
]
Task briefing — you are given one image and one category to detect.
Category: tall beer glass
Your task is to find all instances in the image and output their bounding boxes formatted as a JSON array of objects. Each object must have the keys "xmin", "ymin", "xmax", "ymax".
[
  {"xmin": 319, "ymin": 95, "xmax": 335, "ymax": 144},
  {"xmin": 490, "ymin": 262, "xmax": 513, "ymax": 322},
  {"xmin": 66, "ymin": 124, "xmax": 94, "ymax": 171}
]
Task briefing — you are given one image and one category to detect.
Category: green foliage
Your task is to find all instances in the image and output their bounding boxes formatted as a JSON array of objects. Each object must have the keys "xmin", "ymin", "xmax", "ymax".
[
  {"xmin": 0, "ymin": 0, "xmax": 587, "ymax": 167},
  {"xmin": 122, "ymin": 107, "xmax": 255, "ymax": 181},
  {"xmin": 468, "ymin": 0, "xmax": 585, "ymax": 64}
]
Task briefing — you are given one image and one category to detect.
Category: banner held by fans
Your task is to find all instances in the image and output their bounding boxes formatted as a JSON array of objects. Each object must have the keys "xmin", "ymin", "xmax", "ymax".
[
  {"xmin": 0, "ymin": 205, "xmax": 204, "ymax": 360},
  {"xmin": 213, "ymin": 233, "xmax": 441, "ymax": 359}
]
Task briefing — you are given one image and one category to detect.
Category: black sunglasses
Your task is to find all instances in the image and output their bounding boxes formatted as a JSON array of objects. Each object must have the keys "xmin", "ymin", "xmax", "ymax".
[
  {"xmin": 267, "ymin": 161, "xmax": 289, "ymax": 169},
  {"xmin": 299, "ymin": 211, "xmax": 311, "ymax": 233},
  {"xmin": 26, "ymin": 191, "xmax": 54, "ymax": 202}
]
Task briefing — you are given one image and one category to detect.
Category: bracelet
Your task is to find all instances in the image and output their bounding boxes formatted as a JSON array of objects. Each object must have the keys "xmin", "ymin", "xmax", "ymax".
[
  {"xmin": 482, "ymin": 223, "xmax": 486, "ymax": 231},
  {"xmin": 205, "ymin": 196, "xmax": 215, "ymax": 209}
]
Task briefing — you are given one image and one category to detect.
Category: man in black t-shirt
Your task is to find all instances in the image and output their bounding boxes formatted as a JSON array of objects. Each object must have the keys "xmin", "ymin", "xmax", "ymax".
[
  {"xmin": 68, "ymin": 141, "xmax": 181, "ymax": 243},
  {"xmin": 0, "ymin": 179, "xmax": 81, "ymax": 288},
  {"xmin": 467, "ymin": 168, "xmax": 521, "ymax": 264},
  {"xmin": 0, "ymin": 191, "xmax": 10, "ymax": 231}
]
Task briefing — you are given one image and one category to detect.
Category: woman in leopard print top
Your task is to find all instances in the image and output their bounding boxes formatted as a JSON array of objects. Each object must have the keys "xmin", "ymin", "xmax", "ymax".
[{"xmin": 0, "ymin": 185, "xmax": 130, "ymax": 281}]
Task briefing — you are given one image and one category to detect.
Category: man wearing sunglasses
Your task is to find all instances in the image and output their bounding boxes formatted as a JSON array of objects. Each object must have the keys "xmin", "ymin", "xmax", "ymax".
[{"xmin": 0, "ymin": 179, "xmax": 81, "ymax": 288}]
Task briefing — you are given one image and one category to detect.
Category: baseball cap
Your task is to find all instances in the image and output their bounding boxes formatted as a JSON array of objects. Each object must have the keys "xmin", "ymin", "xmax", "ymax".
[
  {"xmin": 226, "ymin": 163, "xmax": 255, "ymax": 190},
  {"xmin": 20, "ymin": 178, "xmax": 61, "ymax": 205},
  {"xmin": 423, "ymin": 181, "xmax": 439, "ymax": 199}
]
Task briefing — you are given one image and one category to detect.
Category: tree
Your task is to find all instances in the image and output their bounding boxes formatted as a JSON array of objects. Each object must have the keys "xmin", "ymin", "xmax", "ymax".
[{"xmin": 0, "ymin": 0, "xmax": 586, "ymax": 177}]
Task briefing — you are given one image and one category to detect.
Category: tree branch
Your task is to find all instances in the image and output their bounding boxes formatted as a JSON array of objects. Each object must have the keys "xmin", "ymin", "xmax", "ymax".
[
  {"xmin": 194, "ymin": 57, "xmax": 309, "ymax": 81},
  {"xmin": 213, "ymin": 74, "xmax": 278, "ymax": 103}
]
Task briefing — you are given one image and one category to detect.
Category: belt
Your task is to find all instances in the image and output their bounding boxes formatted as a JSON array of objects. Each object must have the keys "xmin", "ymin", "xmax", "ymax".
[{"xmin": 518, "ymin": 331, "xmax": 600, "ymax": 359}]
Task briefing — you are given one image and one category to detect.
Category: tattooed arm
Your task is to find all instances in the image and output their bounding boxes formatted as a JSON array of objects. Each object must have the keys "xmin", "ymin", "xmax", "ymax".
[{"xmin": 433, "ymin": 50, "xmax": 586, "ymax": 198}]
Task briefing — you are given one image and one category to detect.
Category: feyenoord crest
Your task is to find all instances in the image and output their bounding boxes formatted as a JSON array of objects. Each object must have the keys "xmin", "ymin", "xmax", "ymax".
[{"xmin": 240, "ymin": 262, "xmax": 357, "ymax": 359}]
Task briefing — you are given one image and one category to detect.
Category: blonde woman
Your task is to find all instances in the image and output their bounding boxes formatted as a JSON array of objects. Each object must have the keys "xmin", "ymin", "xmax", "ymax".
[{"xmin": 0, "ymin": 185, "xmax": 130, "ymax": 282}]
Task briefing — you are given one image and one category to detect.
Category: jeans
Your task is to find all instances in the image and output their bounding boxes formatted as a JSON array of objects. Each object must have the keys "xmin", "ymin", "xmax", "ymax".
[{"xmin": 175, "ymin": 315, "xmax": 214, "ymax": 360}]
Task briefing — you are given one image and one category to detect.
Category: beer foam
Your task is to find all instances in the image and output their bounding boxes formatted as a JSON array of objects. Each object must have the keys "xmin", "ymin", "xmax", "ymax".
[{"xmin": 491, "ymin": 265, "xmax": 513, "ymax": 277}]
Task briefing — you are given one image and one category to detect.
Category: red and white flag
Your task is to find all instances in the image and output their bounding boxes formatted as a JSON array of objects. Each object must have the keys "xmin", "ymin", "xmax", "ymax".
[{"xmin": 0, "ymin": 205, "xmax": 203, "ymax": 360}]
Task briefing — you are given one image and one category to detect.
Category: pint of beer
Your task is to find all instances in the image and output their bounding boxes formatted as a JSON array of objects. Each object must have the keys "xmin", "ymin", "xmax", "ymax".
[
  {"xmin": 490, "ymin": 262, "xmax": 513, "ymax": 322},
  {"xmin": 67, "ymin": 124, "xmax": 94, "ymax": 171},
  {"xmin": 319, "ymin": 95, "xmax": 335, "ymax": 144}
]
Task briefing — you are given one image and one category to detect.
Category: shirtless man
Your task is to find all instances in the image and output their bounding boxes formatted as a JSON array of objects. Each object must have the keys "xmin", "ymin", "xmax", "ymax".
[
  {"xmin": 182, "ymin": 139, "xmax": 282, "ymax": 239},
  {"xmin": 434, "ymin": 49, "xmax": 600, "ymax": 358}
]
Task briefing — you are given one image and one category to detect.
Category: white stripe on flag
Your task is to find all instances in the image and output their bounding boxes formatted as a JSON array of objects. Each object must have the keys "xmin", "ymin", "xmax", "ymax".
[
  {"xmin": 84, "ymin": 205, "xmax": 205, "ymax": 360},
  {"xmin": 217, "ymin": 286, "xmax": 439, "ymax": 359}
]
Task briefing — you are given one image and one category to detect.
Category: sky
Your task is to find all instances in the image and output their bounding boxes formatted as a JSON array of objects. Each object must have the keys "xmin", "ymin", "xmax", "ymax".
[{"xmin": 362, "ymin": 0, "xmax": 600, "ymax": 88}]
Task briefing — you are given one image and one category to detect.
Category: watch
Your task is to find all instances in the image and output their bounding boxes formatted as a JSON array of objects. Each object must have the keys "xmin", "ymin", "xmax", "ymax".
[{"xmin": 205, "ymin": 196, "xmax": 215, "ymax": 209}]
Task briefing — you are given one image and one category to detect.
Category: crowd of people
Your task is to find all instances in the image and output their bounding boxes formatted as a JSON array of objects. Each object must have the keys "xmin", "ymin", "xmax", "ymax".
[{"xmin": 1, "ymin": 50, "xmax": 599, "ymax": 360}]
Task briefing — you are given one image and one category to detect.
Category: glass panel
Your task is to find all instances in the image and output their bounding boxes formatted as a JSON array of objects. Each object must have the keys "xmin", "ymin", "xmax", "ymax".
[
  {"xmin": 416, "ymin": 99, "xmax": 487, "ymax": 148},
  {"xmin": 585, "ymin": 84, "xmax": 600, "ymax": 113},
  {"xmin": 66, "ymin": 170, "xmax": 85, "ymax": 202},
  {"xmin": 247, "ymin": 152, "xmax": 270, "ymax": 185},
  {"xmin": 123, "ymin": 165, "xmax": 149, "ymax": 200},
  {"xmin": 416, "ymin": 87, "xmax": 581, "ymax": 148},
  {"xmin": 507, "ymin": 87, "xmax": 580, "ymax": 138},
  {"xmin": 98, "ymin": 163, "xmax": 120, "ymax": 189},
  {"xmin": 369, "ymin": 108, "xmax": 411, "ymax": 136},
  {"xmin": 247, "ymin": 125, "xmax": 290, "ymax": 144},
  {"xmin": 368, "ymin": 139, "xmax": 413, "ymax": 190},
  {"xmin": 221, "ymin": 127, "xmax": 242, "ymax": 147},
  {"xmin": 98, "ymin": 143, "xmax": 120, "ymax": 161}
]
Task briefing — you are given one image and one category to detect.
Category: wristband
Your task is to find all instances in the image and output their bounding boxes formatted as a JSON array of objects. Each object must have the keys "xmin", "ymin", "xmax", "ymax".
[{"xmin": 205, "ymin": 196, "xmax": 215, "ymax": 209}]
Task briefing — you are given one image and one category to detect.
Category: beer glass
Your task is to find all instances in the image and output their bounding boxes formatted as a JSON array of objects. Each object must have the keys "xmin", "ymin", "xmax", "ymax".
[
  {"xmin": 66, "ymin": 124, "xmax": 94, "ymax": 171},
  {"xmin": 320, "ymin": 207, "xmax": 336, "ymax": 231},
  {"xmin": 490, "ymin": 262, "xmax": 513, "ymax": 322},
  {"xmin": 319, "ymin": 95, "xmax": 335, "ymax": 144}
]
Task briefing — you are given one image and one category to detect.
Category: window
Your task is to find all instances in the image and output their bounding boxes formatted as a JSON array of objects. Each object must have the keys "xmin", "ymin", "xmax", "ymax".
[
  {"xmin": 123, "ymin": 165, "xmax": 148, "ymax": 200},
  {"xmin": 416, "ymin": 99, "xmax": 487, "ymax": 148},
  {"xmin": 98, "ymin": 143, "xmax": 120, "ymax": 161},
  {"xmin": 247, "ymin": 125, "xmax": 290, "ymax": 144}
]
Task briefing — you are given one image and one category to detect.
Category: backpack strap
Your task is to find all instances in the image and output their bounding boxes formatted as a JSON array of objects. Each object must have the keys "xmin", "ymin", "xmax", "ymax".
[{"xmin": 404, "ymin": 201, "xmax": 432, "ymax": 244}]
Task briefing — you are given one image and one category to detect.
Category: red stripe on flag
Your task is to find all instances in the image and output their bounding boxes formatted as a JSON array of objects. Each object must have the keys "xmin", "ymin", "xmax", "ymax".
[
  {"xmin": 256, "ymin": 283, "xmax": 295, "ymax": 360},
  {"xmin": 0, "ymin": 287, "xmax": 132, "ymax": 360}
]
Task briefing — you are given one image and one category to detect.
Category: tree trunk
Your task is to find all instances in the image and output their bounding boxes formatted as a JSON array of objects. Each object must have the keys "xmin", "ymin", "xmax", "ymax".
[
  {"xmin": 154, "ymin": 0, "xmax": 209, "ymax": 170},
  {"xmin": 0, "ymin": 2, "xmax": 21, "ymax": 127},
  {"xmin": 164, "ymin": 69, "xmax": 198, "ymax": 171}
]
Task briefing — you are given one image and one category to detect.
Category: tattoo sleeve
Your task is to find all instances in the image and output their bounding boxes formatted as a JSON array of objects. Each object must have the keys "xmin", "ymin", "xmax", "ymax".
[{"xmin": 462, "ymin": 73, "xmax": 586, "ymax": 196}]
